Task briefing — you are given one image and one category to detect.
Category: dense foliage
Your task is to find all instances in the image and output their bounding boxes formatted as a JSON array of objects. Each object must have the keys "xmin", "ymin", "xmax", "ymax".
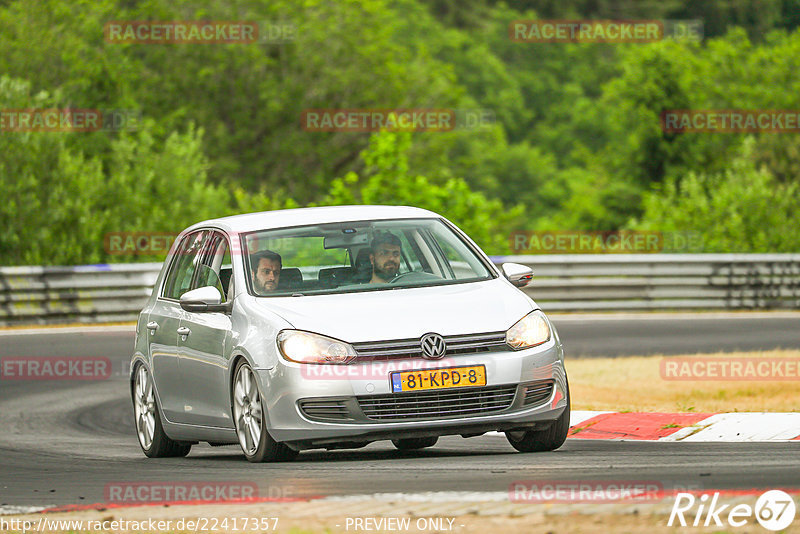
[{"xmin": 1, "ymin": 0, "xmax": 798, "ymax": 264}]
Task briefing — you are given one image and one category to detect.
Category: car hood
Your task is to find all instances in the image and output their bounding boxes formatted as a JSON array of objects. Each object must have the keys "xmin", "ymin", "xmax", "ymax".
[{"xmin": 256, "ymin": 278, "xmax": 534, "ymax": 343}]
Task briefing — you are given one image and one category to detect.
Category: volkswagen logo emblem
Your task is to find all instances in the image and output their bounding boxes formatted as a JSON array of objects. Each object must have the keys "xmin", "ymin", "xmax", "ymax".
[{"xmin": 420, "ymin": 333, "xmax": 446, "ymax": 359}]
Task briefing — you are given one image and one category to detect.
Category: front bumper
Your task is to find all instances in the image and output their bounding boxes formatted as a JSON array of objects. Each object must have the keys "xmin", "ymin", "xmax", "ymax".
[{"xmin": 257, "ymin": 340, "xmax": 567, "ymax": 448}]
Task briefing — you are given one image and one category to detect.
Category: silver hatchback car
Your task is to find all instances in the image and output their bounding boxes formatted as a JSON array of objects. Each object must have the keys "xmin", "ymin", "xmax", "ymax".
[{"xmin": 131, "ymin": 206, "xmax": 570, "ymax": 462}]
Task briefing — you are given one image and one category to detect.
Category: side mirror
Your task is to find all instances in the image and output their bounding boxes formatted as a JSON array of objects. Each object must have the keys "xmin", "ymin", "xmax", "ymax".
[
  {"xmin": 180, "ymin": 286, "xmax": 230, "ymax": 313},
  {"xmin": 501, "ymin": 263, "xmax": 533, "ymax": 288}
]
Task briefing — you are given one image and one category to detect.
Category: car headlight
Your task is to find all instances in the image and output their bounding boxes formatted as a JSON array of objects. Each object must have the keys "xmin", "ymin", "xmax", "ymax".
[
  {"xmin": 277, "ymin": 330, "xmax": 356, "ymax": 364},
  {"xmin": 506, "ymin": 310, "xmax": 551, "ymax": 350}
]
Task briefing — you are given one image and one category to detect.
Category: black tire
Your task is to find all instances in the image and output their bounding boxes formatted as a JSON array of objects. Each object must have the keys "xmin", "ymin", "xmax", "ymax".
[
  {"xmin": 132, "ymin": 364, "xmax": 191, "ymax": 458},
  {"xmin": 232, "ymin": 360, "xmax": 298, "ymax": 463},
  {"xmin": 392, "ymin": 436, "xmax": 439, "ymax": 450},
  {"xmin": 505, "ymin": 379, "xmax": 570, "ymax": 453}
]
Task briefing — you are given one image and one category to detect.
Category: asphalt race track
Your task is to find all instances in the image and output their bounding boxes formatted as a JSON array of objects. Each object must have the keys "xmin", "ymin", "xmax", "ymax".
[
  {"xmin": 1, "ymin": 313, "xmax": 799, "ymax": 510},
  {"xmin": 555, "ymin": 312, "xmax": 800, "ymax": 357}
]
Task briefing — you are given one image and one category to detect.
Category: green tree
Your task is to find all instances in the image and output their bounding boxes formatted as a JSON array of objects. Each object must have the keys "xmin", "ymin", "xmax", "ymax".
[
  {"xmin": 320, "ymin": 129, "xmax": 523, "ymax": 253},
  {"xmin": 0, "ymin": 76, "xmax": 230, "ymax": 265},
  {"xmin": 632, "ymin": 139, "xmax": 800, "ymax": 252}
]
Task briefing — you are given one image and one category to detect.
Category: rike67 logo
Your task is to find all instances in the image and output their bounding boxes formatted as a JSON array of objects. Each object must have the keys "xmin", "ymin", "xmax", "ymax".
[{"xmin": 668, "ymin": 490, "xmax": 796, "ymax": 531}]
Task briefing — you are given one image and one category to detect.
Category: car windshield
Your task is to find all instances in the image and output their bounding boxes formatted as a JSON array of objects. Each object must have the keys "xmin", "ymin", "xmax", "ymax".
[{"xmin": 243, "ymin": 218, "xmax": 494, "ymax": 296}]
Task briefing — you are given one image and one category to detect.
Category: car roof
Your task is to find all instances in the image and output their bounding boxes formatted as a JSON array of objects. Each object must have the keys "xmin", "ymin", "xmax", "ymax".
[{"xmin": 186, "ymin": 205, "xmax": 442, "ymax": 234}]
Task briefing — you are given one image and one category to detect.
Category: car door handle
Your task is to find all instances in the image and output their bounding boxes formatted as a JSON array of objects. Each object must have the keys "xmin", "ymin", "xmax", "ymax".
[
  {"xmin": 146, "ymin": 321, "xmax": 159, "ymax": 332},
  {"xmin": 177, "ymin": 327, "xmax": 191, "ymax": 336}
]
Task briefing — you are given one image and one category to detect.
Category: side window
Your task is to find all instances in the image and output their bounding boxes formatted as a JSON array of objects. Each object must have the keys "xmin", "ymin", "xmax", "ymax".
[
  {"xmin": 162, "ymin": 231, "xmax": 208, "ymax": 300},
  {"xmin": 196, "ymin": 232, "xmax": 232, "ymax": 303},
  {"xmin": 437, "ymin": 239, "xmax": 466, "ymax": 278},
  {"xmin": 397, "ymin": 230, "xmax": 425, "ymax": 273},
  {"xmin": 430, "ymin": 226, "xmax": 484, "ymax": 280}
]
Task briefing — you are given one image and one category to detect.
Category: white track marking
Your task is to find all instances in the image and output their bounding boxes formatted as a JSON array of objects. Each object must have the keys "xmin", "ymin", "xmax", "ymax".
[{"xmin": 660, "ymin": 412, "xmax": 800, "ymax": 442}]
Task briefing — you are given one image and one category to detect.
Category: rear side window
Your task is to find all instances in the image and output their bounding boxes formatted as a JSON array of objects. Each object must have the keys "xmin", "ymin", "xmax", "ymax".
[{"xmin": 162, "ymin": 231, "xmax": 208, "ymax": 299}]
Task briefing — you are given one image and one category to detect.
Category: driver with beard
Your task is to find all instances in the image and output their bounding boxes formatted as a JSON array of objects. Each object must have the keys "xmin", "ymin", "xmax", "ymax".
[{"xmin": 368, "ymin": 231, "xmax": 403, "ymax": 284}]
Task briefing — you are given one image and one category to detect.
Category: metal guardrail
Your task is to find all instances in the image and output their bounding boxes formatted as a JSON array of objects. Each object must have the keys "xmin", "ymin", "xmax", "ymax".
[
  {"xmin": 496, "ymin": 254, "xmax": 800, "ymax": 311},
  {"xmin": 0, "ymin": 263, "xmax": 161, "ymax": 326},
  {"xmin": 1, "ymin": 254, "xmax": 799, "ymax": 325}
]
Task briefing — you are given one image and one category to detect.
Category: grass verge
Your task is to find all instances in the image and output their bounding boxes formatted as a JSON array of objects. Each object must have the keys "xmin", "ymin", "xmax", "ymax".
[{"xmin": 567, "ymin": 349, "xmax": 800, "ymax": 412}]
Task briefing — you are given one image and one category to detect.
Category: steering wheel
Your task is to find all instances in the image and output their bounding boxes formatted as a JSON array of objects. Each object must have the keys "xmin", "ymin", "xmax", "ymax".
[{"xmin": 389, "ymin": 271, "xmax": 418, "ymax": 284}]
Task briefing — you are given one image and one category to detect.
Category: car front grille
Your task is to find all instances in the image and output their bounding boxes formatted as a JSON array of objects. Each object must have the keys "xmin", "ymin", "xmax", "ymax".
[
  {"xmin": 521, "ymin": 379, "xmax": 554, "ymax": 406},
  {"xmin": 352, "ymin": 332, "xmax": 508, "ymax": 361},
  {"xmin": 356, "ymin": 384, "xmax": 517, "ymax": 421}
]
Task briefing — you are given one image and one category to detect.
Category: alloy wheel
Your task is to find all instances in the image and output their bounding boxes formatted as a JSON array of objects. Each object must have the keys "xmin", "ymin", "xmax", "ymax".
[
  {"xmin": 134, "ymin": 365, "xmax": 156, "ymax": 450},
  {"xmin": 233, "ymin": 364, "xmax": 263, "ymax": 455}
]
